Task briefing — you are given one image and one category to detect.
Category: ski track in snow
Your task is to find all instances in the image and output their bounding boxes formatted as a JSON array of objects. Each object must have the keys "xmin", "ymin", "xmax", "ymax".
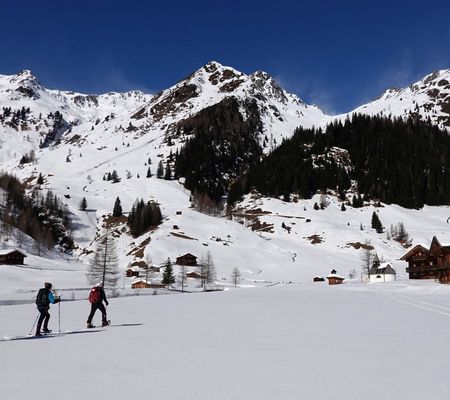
[{"xmin": 385, "ymin": 292, "xmax": 450, "ymax": 317}]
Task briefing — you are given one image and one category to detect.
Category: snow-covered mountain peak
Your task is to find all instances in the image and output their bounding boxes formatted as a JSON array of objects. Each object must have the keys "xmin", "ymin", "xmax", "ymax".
[
  {"xmin": 9, "ymin": 69, "xmax": 39, "ymax": 84},
  {"xmin": 347, "ymin": 68, "xmax": 450, "ymax": 130},
  {"xmin": 0, "ymin": 69, "xmax": 44, "ymax": 100}
]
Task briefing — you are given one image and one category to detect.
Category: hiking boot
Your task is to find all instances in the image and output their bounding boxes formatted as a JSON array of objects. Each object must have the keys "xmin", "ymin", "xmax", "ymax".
[
  {"xmin": 35, "ymin": 332, "xmax": 42, "ymax": 337},
  {"xmin": 102, "ymin": 320, "xmax": 110, "ymax": 327},
  {"xmin": 87, "ymin": 323, "xmax": 95, "ymax": 329},
  {"xmin": 42, "ymin": 328, "xmax": 52, "ymax": 334}
]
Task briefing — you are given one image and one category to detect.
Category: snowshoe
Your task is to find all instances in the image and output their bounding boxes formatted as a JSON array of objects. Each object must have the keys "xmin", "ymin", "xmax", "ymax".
[
  {"xmin": 101, "ymin": 320, "xmax": 110, "ymax": 327},
  {"xmin": 87, "ymin": 323, "xmax": 95, "ymax": 329},
  {"xmin": 42, "ymin": 328, "xmax": 52, "ymax": 334}
]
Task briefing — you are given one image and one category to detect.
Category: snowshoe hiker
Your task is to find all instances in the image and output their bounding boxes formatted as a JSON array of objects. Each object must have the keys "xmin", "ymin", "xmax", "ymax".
[
  {"xmin": 87, "ymin": 283, "xmax": 109, "ymax": 328},
  {"xmin": 35, "ymin": 282, "xmax": 60, "ymax": 336}
]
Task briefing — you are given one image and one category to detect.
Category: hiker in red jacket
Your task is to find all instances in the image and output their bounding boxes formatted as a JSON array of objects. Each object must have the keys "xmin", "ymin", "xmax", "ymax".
[{"xmin": 86, "ymin": 283, "xmax": 109, "ymax": 328}]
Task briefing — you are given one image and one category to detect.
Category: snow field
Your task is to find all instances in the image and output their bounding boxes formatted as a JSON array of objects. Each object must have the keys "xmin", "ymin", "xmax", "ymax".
[{"xmin": 2, "ymin": 282, "xmax": 450, "ymax": 399}]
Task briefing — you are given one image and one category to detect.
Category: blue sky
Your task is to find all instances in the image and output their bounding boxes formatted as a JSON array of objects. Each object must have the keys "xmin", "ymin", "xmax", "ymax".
[{"xmin": 1, "ymin": 0, "xmax": 450, "ymax": 113}]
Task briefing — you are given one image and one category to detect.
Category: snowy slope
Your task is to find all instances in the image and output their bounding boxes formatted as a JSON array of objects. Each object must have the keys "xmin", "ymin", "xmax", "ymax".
[
  {"xmin": 0, "ymin": 63, "xmax": 450, "ymax": 298},
  {"xmin": 0, "ymin": 69, "xmax": 152, "ymax": 164}
]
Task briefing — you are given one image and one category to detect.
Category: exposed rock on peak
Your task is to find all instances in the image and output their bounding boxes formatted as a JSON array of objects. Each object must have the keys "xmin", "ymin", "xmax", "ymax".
[{"xmin": 250, "ymin": 70, "xmax": 288, "ymax": 104}]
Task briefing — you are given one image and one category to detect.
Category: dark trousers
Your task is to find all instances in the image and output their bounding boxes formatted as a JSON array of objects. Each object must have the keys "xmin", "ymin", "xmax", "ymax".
[
  {"xmin": 36, "ymin": 307, "xmax": 50, "ymax": 334},
  {"xmin": 87, "ymin": 303, "xmax": 107, "ymax": 324}
]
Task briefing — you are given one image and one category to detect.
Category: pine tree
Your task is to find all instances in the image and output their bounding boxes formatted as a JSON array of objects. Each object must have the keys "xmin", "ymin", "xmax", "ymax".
[
  {"xmin": 146, "ymin": 166, "xmax": 152, "ymax": 178},
  {"xmin": 36, "ymin": 173, "xmax": 44, "ymax": 185},
  {"xmin": 79, "ymin": 197, "xmax": 87, "ymax": 211},
  {"xmin": 161, "ymin": 258, "xmax": 175, "ymax": 288},
  {"xmin": 371, "ymin": 212, "xmax": 383, "ymax": 233},
  {"xmin": 157, "ymin": 161, "xmax": 164, "ymax": 179},
  {"xmin": 111, "ymin": 170, "xmax": 120, "ymax": 183},
  {"xmin": 113, "ymin": 197, "xmax": 122, "ymax": 217},
  {"xmin": 164, "ymin": 164, "xmax": 172, "ymax": 180}
]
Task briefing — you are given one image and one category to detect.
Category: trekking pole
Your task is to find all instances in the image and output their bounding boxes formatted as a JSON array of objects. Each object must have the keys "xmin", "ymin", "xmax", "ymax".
[
  {"xmin": 58, "ymin": 301, "xmax": 61, "ymax": 333},
  {"xmin": 29, "ymin": 314, "xmax": 39, "ymax": 336}
]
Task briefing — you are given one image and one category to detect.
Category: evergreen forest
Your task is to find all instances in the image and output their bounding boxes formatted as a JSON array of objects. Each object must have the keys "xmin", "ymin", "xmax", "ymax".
[{"xmin": 230, "ymin": 114, "xmax": 450, "ymax": 208}]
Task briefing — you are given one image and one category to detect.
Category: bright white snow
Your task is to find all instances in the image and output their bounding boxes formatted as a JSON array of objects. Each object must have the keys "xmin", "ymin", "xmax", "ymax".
[{"xmin": 2, "ymin": 281, "xmax": 450, "ymax": 399}]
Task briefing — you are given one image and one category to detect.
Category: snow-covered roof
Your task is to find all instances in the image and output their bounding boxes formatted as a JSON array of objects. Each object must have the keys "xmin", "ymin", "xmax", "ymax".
[
  {"xmin": 126, "ymin": 266, "xmax": 141, "ymax": 272},
  {"xmin": 326, "ymin": 274, "xmax": 344, "ymax": 280},
  {"xmin": 0, "ymin": 249, "xmax": 26, "ymax": 256},
  {"xmin": 131, "ymin": 278, "xmax": 146, "ymax": 284},
  {"xmin": 369, "ymin": 263, "xmax": 396, "ymax": 275}
]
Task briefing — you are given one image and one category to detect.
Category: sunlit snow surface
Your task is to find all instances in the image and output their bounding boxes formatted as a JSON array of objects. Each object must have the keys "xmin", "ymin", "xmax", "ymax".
[{"xmin": 2, "ymin": 281, "xmax": 450, "ymax": 400}]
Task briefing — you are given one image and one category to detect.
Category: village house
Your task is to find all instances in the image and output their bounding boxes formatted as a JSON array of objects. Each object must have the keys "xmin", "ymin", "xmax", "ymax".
[
  {"xmin": 176, "ymin": 253, "xmax": 197, "ymax": 266},
  {"xmin": 0, "ymin": 250, "xmax": 27, "ymax": 265},
  {"xmin": 186, "ymin": 271, "xmax": 202, "ymax": 279},
  {"xmin": 326, "ymin": 269, "xmax": 345, "ymax": 285},
  {"xmin": 400, "ymin": 236, "xmax": 450, "ymax": 283},
  {"xmin": 125, "ymin": 267, "xmax": 141, "ymax": 278},
  {"xmin": 131, "ymin": 279, "xmax": 166, "ymax": 289}
]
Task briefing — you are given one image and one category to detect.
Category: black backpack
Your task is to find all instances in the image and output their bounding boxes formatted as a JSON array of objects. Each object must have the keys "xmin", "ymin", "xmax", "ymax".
[{"xmin": 36, "ymin": 288, "xmax": 49, "ymax": 307}]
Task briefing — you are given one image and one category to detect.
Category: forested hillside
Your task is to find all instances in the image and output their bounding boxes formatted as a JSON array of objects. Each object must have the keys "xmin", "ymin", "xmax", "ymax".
[
  {"xmin": 174, "ymin": 97, "xmax": 263, "ymax": 204},
  {"xmin": 228, "ymin": 115, "xmax": 450, "ymax": 208}
]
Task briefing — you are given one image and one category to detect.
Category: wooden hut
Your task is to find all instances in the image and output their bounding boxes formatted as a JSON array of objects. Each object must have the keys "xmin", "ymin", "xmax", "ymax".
[
  {"xmin": 326, "ymin": 269, "xmax": 345, "ymax": 285},
  {"xmin": 187, "ymin": 271, "xmax": 202, "ymax": 279},
  {"xmin": 0, "ymin": 250, "xmax": 27, "ymax": 265},
  {"xmin": 131, "ymin": 279, "xmax": 165, "ymax": 289},
  {"xmin": 125, "ymin": 267, "xmax": 141, "ymax": 278},
  {"xmin": 176, "ymin": 253, "xmax": 198, "ymax": 266}
]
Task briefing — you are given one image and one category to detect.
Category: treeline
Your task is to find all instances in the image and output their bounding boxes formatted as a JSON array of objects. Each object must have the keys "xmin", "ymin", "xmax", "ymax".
[
  {"xmin": 174, "ymin": 97, "xmax": 263, "ymax": 204},
  {"xmin": 0, "ymin": 173, "xmax": 74, "ymax": 251},
  {"xmin": 229, "ymin": 114, "xmax": 450, "ymax": 208},
  {"xmin": 128, "ymin": 199, "xmax": 162, "ymax": 237}
]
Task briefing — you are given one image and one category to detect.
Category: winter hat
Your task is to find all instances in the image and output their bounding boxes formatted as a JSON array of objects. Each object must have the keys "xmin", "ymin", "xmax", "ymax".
[{"xmin": 44, "ymin": 282, "xmax": 53, "ymax": 289}]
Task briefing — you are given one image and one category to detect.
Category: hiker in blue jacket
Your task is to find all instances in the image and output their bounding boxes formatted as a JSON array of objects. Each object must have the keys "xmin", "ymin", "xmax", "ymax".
[{"xmin": 35, "ymin": 282, "xmax": 60, "ymax": 336}]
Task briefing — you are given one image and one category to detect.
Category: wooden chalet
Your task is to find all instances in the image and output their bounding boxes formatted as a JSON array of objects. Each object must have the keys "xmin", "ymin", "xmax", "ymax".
[
  {"xmin": 0, "ymin": 250, "xmax": 27, "ymax": 265},
  {"xmin": 131, "ymin": 279, "xmax": 166, "ymax": 289},
  {"xmin": 187, "ymin": 271, "xmax": 202, "ymax": 279},
  {"xmin": 125, "ymin": 267, "xmax": 141, "ymax": 278},
  {"xmin": 176, "ymin": 253, "xmax": 197, "ymax": 266},
  {"xmin": 400, "ymin": 236, "xmax": 450, "ymax": 283}
]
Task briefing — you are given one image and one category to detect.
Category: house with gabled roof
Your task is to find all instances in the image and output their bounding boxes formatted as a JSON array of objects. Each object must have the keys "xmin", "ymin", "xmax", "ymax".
[
  {"xmin": 400, "ymin": 236, "xmax": 450, "ymax": 283},
  {"xmin": 176, "ymin": 253, "xmax": 197, "ymax": 266},
  {"xmin": 326, "ymin": 269, "xmax": 345, "ymax": 285},
  {"xmin": 0, "ymin": 250, "xmax": 27, "ymax": 265}
]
